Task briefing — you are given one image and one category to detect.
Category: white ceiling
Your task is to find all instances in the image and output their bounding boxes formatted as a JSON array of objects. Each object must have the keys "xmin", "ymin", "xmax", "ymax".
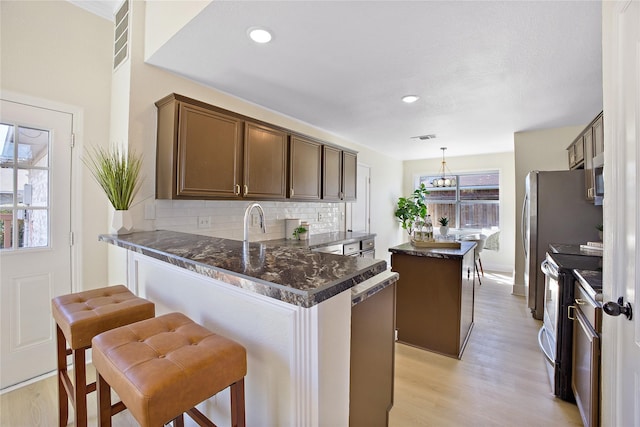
[{"xmin": 76, "ymin": 1, "xmax": 603, "ymax": 161}]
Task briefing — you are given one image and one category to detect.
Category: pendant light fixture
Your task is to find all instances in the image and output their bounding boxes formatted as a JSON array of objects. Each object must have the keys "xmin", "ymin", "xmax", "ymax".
[{"xmin": 432, "ymin": 147, "xmax": 456, "ymax": 187}]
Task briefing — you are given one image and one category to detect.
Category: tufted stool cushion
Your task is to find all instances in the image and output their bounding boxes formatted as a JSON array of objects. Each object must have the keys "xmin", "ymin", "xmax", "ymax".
[
  {"xmin": 51, "ymin": 285, "xmax": 155, "ymax": 427},
  {"xmin": 92, "ymin": 312, "xmax": 247, "ymax": 426},
  {"xmin": 52, "ymin": 285, "xmax": 155, "ymax": 350}
]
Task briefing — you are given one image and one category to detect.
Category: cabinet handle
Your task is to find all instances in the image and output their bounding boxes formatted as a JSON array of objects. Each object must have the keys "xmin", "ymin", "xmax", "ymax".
[
  {"xmin": 575, "ymin": 298, "xmax": 586, "ymax": 305},
  {"xmin": 243, "ymin": 185, "xmax": 248, "ymax": 196},
  {"xmin": 235, "ymin": 184, "xmax": 240, "ymax": 195},
  {"xmin": 291, "ymin": 188, "xmax": 294, "ymax": 197},
  {"xmin": 340, "ymin": 191, "xmax": 344, "ymax": 200},
  {"xmin": 568, "ymin": 305, "xmax": 575, "ymax": 320}
]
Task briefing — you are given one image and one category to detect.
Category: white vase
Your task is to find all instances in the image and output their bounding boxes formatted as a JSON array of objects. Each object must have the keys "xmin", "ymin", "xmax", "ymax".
[
  {"xmin": 112, "ymin": 210, "xmax": 133, "ymax": 235},
  {"xmin": 439, "ymin": 226, "xmax": 449, "ymax": 236}
]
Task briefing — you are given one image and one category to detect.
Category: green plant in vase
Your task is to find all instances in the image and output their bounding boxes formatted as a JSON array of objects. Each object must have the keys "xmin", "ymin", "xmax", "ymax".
[
  {"xmin": 83, "ymin": 145, "xmax": 142, "ymax": 234},
  {"xmin": 394, "ymin": 183, "xmax": 429, "ymax": 237},
  {"xmin": 292, "ymin": 225, "xmax": 308, "ymax": 240},
  {"xmin": 438, "ymin": 216, "xmax": 450, "ymax": 236}
]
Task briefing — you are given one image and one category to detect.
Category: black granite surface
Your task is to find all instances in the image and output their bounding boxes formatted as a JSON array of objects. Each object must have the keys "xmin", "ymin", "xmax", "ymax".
[
  {"xmin": 99, "ymin": 230, "xmax": 387, "ymax": 308},
  {"xmin": 350, "ymin": 271, "xmax": 399, "ymax": 306},
  {"xmin": 573, "ymin": 269, "xmax": 603, "ymax": 302},
  {"xmin": 549, "ymin": 243, "xmax": 603, "ymax": 257},
  {"xmin": 388, "ymin": 241, "xmax": 476, "ymax": 258},
  {"xmin": 264, "ymin": 231, "xmax": 375, "ymax": 250}
]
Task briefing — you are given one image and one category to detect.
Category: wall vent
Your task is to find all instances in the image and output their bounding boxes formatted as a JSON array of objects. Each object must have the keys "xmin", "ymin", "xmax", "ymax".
[{"xmin": 113, "ymin": 0, "xmax": 129, "ymax": 70}]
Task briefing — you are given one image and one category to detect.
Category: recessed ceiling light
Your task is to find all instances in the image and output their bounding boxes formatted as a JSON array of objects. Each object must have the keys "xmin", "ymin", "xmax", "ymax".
[
  {"xmin": 248, "ymin": 27, "xmax": 272, "ymax": 44},
  {"xmin": 411, "ymin": 134, "xmax": 437, "ymax": 140},
  {"xmin": 402, "ymin": 95, "xmax": 420, "ymax": 103}
]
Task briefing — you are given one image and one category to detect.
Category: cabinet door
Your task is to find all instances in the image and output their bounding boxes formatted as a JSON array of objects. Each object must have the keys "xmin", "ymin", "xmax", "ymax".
[
  {"xmin": 583, "ymin": 129, "xmax": 594, "ymax": 200},
  {"xmin": 244, "ymin": 122, "xmax": 288, "ymax": 199},
  {"xmin": 322, "ymin": 146, "xmax": 342, "ymax": 201},
  {"xmin": 289, "ymin": 136, "xmax": 321, "ymax": 200},
  {"xmin": 593, "ymin": 114, "xmax": 604, "ymax": 155},
  {"xmin": 177, "ymin": 103, "xmax": 243, "ymax": 198},
  {"xmin": 572, "ymin": 308, "xmax": 600, "ymax": 427},
  {"xmin": 342, "ymin": 151, "xmax": 357, "ymax": 202}
]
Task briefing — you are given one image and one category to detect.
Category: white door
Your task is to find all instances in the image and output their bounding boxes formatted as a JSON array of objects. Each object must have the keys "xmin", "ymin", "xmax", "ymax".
[
  {"xmin": 601, "ymin": 2, "xmax": 640, "ymax": 426},
  {"xmin": 347, "ymin": 164, "xmax": 370, "ymax": 233},
  {"xmin": 0, "ymin": 99, "xmax": 72, "ymax": 389}
]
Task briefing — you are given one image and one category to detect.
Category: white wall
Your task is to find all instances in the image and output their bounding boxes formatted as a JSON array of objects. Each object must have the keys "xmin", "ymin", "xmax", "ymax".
[
  {"xmin": 1, "ymin": 1, "xmax": 114, "ymax": 291},
  {"xmin": 104, "ymin": 0, "xmax": 403, "ymax": 283},
  {"xmin": 512, "ymin": 126, "xmax": 585, "ymax": 295},
  {"xmin": 403, "ymin": 152, "xmax": 516, "ymax": 274}
]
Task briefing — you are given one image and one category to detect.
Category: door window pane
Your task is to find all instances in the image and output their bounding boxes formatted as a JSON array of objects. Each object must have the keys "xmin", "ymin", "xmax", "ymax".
[
  {"xmin": 0, "ymin": 211, "xmax": 12, "ymax": 249},
  {"xmin": 0, "ymin": 123, "xmax": 50, "ymax": 251},
  {"xmin": 0, "ymin": 166, "xmax": 14, "ymax": 207},
  {"xmin": 17, "ymin": 209, "xmax": 48, "ymax": 248}
]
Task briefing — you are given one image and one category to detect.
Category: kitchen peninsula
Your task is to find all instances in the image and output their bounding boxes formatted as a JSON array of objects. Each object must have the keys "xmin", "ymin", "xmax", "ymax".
[
  {"xmin": 389, "ymin": 241, "xmax": 476, "ymax": 359},
  {"xmin": 100, "ymin": 230, "xmax": 397, "ymax": 427}
]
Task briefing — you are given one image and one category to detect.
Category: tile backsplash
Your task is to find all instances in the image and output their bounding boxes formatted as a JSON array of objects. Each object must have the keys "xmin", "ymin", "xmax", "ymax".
[{"xmin": 153, "ymin": 200, "xmax": 345, "ymax": 241}]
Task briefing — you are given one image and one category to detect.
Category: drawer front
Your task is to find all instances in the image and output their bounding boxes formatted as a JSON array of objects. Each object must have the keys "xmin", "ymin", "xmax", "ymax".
[
  {"xmin": 344, "ymin": 242, "xmax": 360, "ymax": 255},
  {"xmin": 574, "ymin": 281, "xmax": 601, "ymax": 332},
  {"xmin": 361, "ymin": 238, "xmax": 375, "ymax": 251}
]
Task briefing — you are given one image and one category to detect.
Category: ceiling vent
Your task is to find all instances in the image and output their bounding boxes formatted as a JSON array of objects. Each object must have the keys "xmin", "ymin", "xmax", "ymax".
[
  {"xmin": 113, "ymin": 0, "xmax": 129, "ymax": 70},
  {"xmin": 411, "ymin": 134, "xmax": 437, "ymax": 141}
]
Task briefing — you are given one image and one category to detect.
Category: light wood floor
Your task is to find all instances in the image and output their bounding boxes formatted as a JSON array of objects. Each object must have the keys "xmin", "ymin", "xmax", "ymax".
[
  {"xmin": 389, "ymin": 271, "xmax": 582, "ymax": 427},
  {"xmin": 1, "ymin": 272, "xmax": 581, "ymax": 426}
]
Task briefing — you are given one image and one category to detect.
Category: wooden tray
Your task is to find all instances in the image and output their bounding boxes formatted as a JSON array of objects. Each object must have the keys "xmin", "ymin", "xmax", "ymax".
[{"xmin": 410, "ymin": 239, "xmax": 461, "ymax": 249}]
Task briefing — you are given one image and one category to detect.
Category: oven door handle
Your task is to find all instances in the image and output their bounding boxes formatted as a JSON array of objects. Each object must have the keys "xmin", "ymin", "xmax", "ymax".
[
  {"xmin": 537, "ymin": 326, "xmax": 555, "ymax": 365},
  {"xmin": 540, "ymin": 259, "xmax": 558, "ymax": 281}
]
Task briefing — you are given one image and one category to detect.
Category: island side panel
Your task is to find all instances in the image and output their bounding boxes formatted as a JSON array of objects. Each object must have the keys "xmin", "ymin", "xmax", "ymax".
[
  {"xmin": 392, "ymin": 253, "xmax": 463, "ymax": 358},
  {"xmin": 128, "ymin": 251, "xmax": 352, "ymax": 427}
]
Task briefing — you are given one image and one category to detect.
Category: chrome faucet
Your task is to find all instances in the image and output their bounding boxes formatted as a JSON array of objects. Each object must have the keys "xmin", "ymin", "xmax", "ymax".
[{"xmin": 243, "ymin": 203, "xmax": 266, "ymax": 242}]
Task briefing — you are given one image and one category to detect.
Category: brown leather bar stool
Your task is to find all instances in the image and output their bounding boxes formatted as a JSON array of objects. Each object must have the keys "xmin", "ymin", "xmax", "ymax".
[
  {"xmin": 92, "ymin": 312, "xmax": 247, "ymax": 427},
  {"xmin": 51, "ymin": 285, "xmax": 155, "ymax": 427}
]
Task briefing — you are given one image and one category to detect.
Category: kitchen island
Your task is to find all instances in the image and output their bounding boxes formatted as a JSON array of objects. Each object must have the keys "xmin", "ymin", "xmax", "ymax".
[
  {"xmin": 100, "ymin": 230, "xmax": 396, "ymax": 427},
  {"xmin": 389, "ymin": 241, "xmax": 476, "ymax": 359}
]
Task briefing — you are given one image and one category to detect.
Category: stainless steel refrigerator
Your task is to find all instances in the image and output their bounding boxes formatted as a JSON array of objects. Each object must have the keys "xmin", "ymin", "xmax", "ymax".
[{"xmin": 523, "ymin": 170, "xmax": 602, "ymax": 320}]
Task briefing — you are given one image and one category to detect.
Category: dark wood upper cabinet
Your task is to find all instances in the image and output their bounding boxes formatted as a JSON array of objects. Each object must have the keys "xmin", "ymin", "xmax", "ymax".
[
  {"xmin": 342, "ymin": 151, "xmax": 357, "ymax": 202},
  {"xmin": 567, "ymin": 111, "xmax": 604, "ymax": 201},
  {"xmin": 322, "ymin": 146, "xmax": 357, "ymax": 201},
  {"xmin": 156, "ymin": 95, "xmax": 243, "ymax": 199},
  {"xmin": 593, "ymin": 114, "xmax": 604, "ymax": 155},
  {"xmin": 322, "ymin": 146, "xmax": 343, "ymax": 201},
  {"xmin": 289, "ymin": 135, "xmax": 322, "ymax": 200},
  {"xmin": 156, "ymin": 93, "xmax": 357, "ymax": 202},
  {"xmin": 243, "ymin": 122, "xmax": 288, "ymax": 199}
]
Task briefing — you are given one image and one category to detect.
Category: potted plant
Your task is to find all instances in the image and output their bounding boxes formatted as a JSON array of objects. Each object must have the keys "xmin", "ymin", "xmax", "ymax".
[
  {"xmin": 292, "ymin": 225, "xmax": 308, "ymax": 240},
  {"xmin": 394, "ymin": 184, "xmax": 429, "ymax": 238},
  {"xmin": 84, "ymin": 145, "xmax": 142, "ymax": 235},
  {"xmin": 438, "ymin": 216, "xmax": 450, "ymax": 236}
]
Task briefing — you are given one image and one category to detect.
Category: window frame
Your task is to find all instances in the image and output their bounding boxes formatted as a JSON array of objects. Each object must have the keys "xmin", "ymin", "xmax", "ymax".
[{"xmin": 414, "ymin": 170, "xmax": 500, "ymax": 230}]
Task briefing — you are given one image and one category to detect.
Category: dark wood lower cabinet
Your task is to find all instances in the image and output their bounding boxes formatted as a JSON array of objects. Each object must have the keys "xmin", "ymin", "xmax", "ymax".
[
  {"xmin": 350, "ymin": 283, "xmax": 396, "ymax": 427},
  {"xmin": 391, "ymin": 250, "xmax": 475, "ymax": 359},
  {"xmin": 572, "ymin": 280, "xmax": 601, "ymax": 427}
]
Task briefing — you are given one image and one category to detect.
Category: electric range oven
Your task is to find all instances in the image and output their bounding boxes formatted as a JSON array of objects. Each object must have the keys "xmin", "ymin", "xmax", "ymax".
[{"xmin": 538, "ymin": 252, "xmax": 602, "ymax": 401}]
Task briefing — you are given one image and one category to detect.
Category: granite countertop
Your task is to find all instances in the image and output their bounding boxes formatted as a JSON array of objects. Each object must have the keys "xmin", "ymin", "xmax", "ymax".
[
  {"xmin": 573, "ymin": 269, "xmax": 603, "ymax": 303},
  {"xmin": 388, "ymin": 241, "xmax": 476, "ymax": 259},
  {"xmin": 262, "ymin": 231, "xmax": 375, "ymax": 250},
  {"xmin": 549, "ymin": 243, "xmax": 603, "ymax": 257},
  {"xmin": 99, "ymin": 230, "xmax": 388, "ymax": 308}
]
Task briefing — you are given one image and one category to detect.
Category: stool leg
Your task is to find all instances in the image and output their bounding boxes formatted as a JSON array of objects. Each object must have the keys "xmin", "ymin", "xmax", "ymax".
[
  {"xmin": 96, "ymin": 373, "xmax": 112, "ymax": 427},
  {"xmin": 230, "ymin": 378, "xmax": 246, "ymax": 427},
  {"xmin": 56, "ymin": 326, "xmax": 69, "ymax": 427},
  {"xmin": 478, "ymin": 256, "xmax": 484, "ymax": 277},
  {"xmin": 172, "ymin": 414, "xmax": 185, "ymax": 427},
  {"xmin": 73, "ymin": 348, "xmax": 88, "ymax": 427}
]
